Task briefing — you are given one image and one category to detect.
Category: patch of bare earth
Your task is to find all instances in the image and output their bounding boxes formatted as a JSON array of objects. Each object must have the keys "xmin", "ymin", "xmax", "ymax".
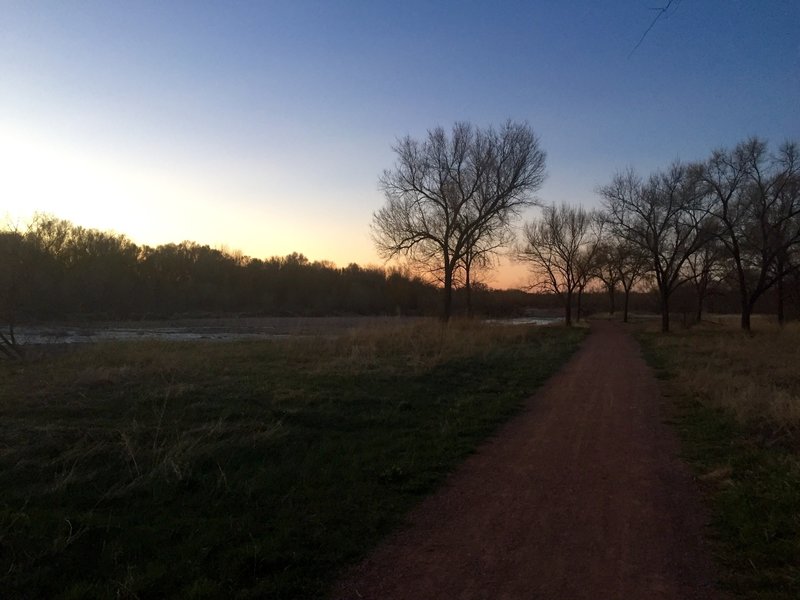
[{"xmin": 333, "ymin": 321, "xmax": 720, "ymax": 600}]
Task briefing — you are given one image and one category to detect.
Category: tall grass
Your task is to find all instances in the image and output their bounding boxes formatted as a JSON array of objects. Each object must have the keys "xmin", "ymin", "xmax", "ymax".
[
  {"xmin": 642, "ymin": 318, "xmax": 800, "ymax": 432},
  {"xmin": 638, "ymin": 318, "xmax": 800, "ymax": 599},
  {"xmin": 0, "ymin": 319, "xmax": 583, "ymax": 598}
]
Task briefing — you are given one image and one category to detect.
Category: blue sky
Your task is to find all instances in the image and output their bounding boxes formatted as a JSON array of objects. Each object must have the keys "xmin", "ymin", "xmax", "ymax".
[{"xmin": 2, "ymin": 1, "xmax": 798, "ymax": 287}]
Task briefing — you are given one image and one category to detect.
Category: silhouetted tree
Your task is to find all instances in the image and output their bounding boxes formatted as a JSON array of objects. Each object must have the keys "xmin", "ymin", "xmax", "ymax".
[
  {"xmin": 700, "ymin": 138, "xmax": 800, "ymax": 330},
  {"xmin": 519, "ymin": 203, "xmax": 601, "ymax": 326},
  {"xmin": 3, "ymin": 214, "xmax": 538, "ymax": 321},
  {"xmin": 685, "ymin": 237, "xmax": 727, "ymax": 322},
  {"xmin": 372, "ymin": 121, "xmax": 546, "ymax": 320},
  {"xmin": 600, "ymin": 163, "xmax": 711, "ymax": 332},
  {"xmin": 592, "ymin": 241, "xmax": 622, "ymax": 315},
  {"xmin": 0, "ymin": 228, "xmax": 25, "ymax": 358},
  {"xmin": 574, "ymin": 215, "xmax": 604, "ymax": 322},
  {"xmin": 614, "ymin": 240, "xmax": 649, "ymax": 323},
  {"xmin": 456, "ymin": 223, "xmax": 513, "ymax": 317}
]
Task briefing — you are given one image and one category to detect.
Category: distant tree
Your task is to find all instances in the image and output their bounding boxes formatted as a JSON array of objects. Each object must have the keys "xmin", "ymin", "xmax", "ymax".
[
  {"xmin": 25, "ymin": 213, "xmax": 73, "ymax": 259},
  {"xmin": 600, "ymin": 163, "xmax": 711, "ymax": 332},
  {"xmin": 0, "ymin": 228, "xmax": 25, "ymax": 358},
  {"xmin": 773, "ymin": 245, "xmax": 800, "ymax": 326},
  {"xmin": 2, "ymin": 211, "xmax": 548, "ymax": 321},
  {"xmin": 66, "ymin": 227, "xmax": 140, "ymax": 315},
  {"xmin": 574, "ymin": 214, "xmax": 604, "ymax": 322},
  {"xmin": 614, "ymin": 240, "xmax": 649, "ymax": 323},
  {"xmin": 456, "ymin": 222, "xmax": 514, "ymax": 317},
  {"xmin": 700, "ymin": 138, "xmax": 800, "ymax": 330},
  {"xmin": 372, "ymin": 121, "xmax": 546, "ymax": 320},
  {"xmin": 518, "ymin": 203, "xmax": 600, "ymax": 326},
  {"xmin": 592, "ymin": 241, "xmax": 622, "ymax": 315},
  {"xmin": 783, "ymin": 253, "xmax": 800, "ymax": 322},
  {"xmin": 684, "ymin": 237, "xmax": 727, "ymax": 322}
]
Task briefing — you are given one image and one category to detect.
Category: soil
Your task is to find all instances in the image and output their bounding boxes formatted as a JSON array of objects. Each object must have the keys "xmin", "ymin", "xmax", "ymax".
[{"xmin": 333, "ymin": 320, "xmax": 720, "ymax": 599}]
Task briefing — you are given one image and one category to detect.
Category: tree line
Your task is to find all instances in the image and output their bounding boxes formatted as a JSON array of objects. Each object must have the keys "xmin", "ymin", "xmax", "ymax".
[
  {"xmin": 518, "ymin": 138, "xmax": 800, "ymax": 331},
  {"xmin": 0, "ymin": 214, "xmax": 542, "ymax": 329},
  {"xmin": 371, "ymin": 123, "xmax": 799, "ymax": 331},
  {"xmin": 5, "ymin": 126, "xmax": 797, "ymax": 335}
]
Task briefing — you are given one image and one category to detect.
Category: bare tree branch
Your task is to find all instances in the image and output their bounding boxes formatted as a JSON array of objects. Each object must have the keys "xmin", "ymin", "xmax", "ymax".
[{"xmin": 372, "ymin": 121, "xmax": 546, "ymax": 320}]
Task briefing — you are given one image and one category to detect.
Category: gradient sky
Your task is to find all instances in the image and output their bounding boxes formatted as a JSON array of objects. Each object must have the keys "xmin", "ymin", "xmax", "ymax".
[{"xmin": 2, "ymin": 1, "xmax": 798, "ymax": 288}]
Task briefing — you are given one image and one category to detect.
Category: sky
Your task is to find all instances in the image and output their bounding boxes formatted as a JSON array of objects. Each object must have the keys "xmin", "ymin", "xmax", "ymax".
[{"xmin": 1, "ymin": 1, "xmax": 799, "ymax": 288}]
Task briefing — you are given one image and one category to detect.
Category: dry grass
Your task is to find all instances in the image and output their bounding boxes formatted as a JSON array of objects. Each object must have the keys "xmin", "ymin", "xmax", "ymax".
[
  {"xmin": 0, "ymin": 318, "xmax": 583, "ymax": 598},
  {"xmin": 637, "ymin": 317, "xmax": 800, "ymax": 599},
  {"xmin": 20, "ymin": 318, "xmax": 538, "ymax": 387},
  {"xmin": 642, "ymin": 317, "xmax": 800, "ymax": 431},
  {"xmin": 288, "ymin": 317, "xmax": 540, "ymax": 374}
]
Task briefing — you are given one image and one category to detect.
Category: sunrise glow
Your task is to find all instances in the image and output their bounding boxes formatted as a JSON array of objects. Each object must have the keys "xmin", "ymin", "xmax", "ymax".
[{"xmin": 1, "ymin": 2, "xmax": 797, "ymax": 290}]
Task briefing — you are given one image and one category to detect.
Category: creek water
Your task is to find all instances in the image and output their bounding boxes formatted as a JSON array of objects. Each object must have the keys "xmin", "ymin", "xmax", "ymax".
[{"xmin": 9, "ymin": 315, "xmax": 557, "ymax": 345}]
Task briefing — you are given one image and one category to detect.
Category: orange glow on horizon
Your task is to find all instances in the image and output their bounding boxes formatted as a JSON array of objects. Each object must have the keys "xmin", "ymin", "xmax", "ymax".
[{"xmin": 1, "ymin": 123, "xmax": 532, "ymax": 291}]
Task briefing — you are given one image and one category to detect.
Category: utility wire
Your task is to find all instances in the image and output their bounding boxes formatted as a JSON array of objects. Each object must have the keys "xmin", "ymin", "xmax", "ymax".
[{"xmin": 629, "ymin": 0, "xmax": 681, "ymax": 57}]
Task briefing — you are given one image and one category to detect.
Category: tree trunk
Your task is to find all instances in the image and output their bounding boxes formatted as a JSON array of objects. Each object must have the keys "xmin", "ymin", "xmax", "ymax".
[
  {"xmin": 465, "ymin": 263, "xmax": 473, "ymax": 319},
  {"xmin": 565, "ymin": 291, "xmax": 573, "ymax": 327},
  {"xmin": 660, "ymin": 288, "xmax": 670, "ymax": 333},
  {"xmin": 623, "ymin": 289, "xmax": 630, "ymax": 323},
  {"xmin": 694, "ymin": 275, "xmax": 708, "ymax": 324},
  {"xmin": 736, "ymin": 266, "xmax": 750, "ymax": 332},
  {"xmin": 577, "ymin": 287, "xmax": 583, "ymax": 322},
  {"xmin": 777, "ymin": 262, "xmax": 785, "ymax": 327},
  {"xmin": 741, "ymin": 304, "xmax": 751, "ymax": 332},
  {"xmin": 442, "ymin": 267, "xmax": 453, "ymax": 322},
  {"xmin": 608, "ymin": 285, "xmax": 615, "ymax": 315},
  {"xmin": 696, "ymin": 293, "xmax": 704, "ymax": 323}
]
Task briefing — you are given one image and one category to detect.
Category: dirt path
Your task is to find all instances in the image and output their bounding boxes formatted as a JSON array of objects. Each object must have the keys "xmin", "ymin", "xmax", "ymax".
[{"xmin": 333, "ymin": 321, "xmax": 720, "ymax": 600}]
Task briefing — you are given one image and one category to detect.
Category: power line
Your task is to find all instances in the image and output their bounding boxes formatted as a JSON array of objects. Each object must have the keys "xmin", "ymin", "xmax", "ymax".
[{"xmin": 629, "ymin": 0, "xmax": 682, "ymax": 57}]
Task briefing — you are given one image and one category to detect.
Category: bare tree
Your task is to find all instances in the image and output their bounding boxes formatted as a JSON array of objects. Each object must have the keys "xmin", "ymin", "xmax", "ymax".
[
  {"xmin": 615, "ymin": 240, "xmax": 649, "ymax": 323},
  {"xmin": 782, "ymin": 250, "xmax": 800, "ymax": 324},
  {"xmin": 518, "ymin": 203, "xmax": 600, "ymax": 326},
  {"xmin": 0, "ymin": 225, "xmax": 26, "ymax": 359},
  {"xmin": 372, "ymin": 121, "xmax": 546, "ymax": 320},
  {"xmin": 456, "ymin": 223, "xmax": 513, "ymax": 317},
  {"xmin": 600, "ymin": 162, "xmax": 710, "ymax": 332},
  {"xmin": 592, "ymin": 239, "xmax": 622, "ymax": 315},
  {"xmin": 684, "ymin": 237, "xmax": 727, "ymax": 322},
  {"xmin": 773, "ymin": 243, "xmax": 800, "ymax": 326},
  {"xmin": 574, "ymin": 255, "xmax": 592, "ymax": 323},
  {"xmin": 592, "ymin": 230, "xmax": 649, "ymax": 323},
  {"xmin": 574, "ymin": 215, "xmax": 604, "ymax": 322},
  {"xmin": 700, "ymin": 138, "xmax": 800, "ymax": 330}
]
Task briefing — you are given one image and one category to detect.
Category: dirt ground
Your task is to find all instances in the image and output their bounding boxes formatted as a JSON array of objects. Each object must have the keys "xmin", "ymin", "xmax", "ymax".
[{"xmin": 333, "ymin": 320, "xmax": 720, "ymax": 599}]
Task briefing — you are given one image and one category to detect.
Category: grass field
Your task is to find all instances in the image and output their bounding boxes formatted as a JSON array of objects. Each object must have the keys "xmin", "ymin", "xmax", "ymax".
[
  {"xmin": 0, "ymin": 320, "xmax": 584, "ymax": 599},
  {"xmin": 638, "ymin": 317, "xmax": 800, "ymax": 600}
]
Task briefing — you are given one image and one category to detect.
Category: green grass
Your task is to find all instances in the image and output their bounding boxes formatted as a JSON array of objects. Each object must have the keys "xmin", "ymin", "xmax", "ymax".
[
  {"xmin": 0, "ymin": 321, "xmax": 584, "ymax": 599},
  {"xmin": 638, "ymin": 330, "xmax": 800, "ymax": 600}
]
